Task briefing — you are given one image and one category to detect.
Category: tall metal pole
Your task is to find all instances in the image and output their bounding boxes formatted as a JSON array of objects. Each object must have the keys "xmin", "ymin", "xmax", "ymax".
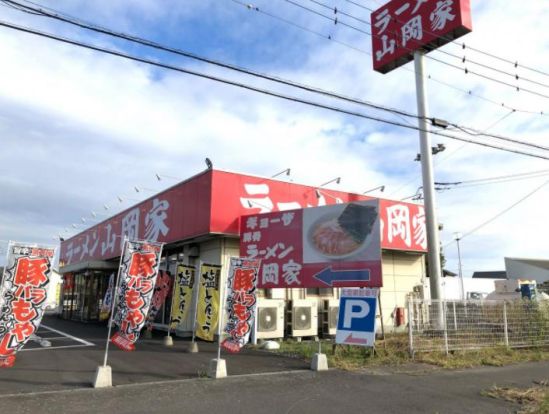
[
  {"xmin": 454, "ymin": 233, "xmax": 465, "ymax": 300},
  {"xmin": 414, "ymin": 51, "xmax": 443, "ymax": 300}
]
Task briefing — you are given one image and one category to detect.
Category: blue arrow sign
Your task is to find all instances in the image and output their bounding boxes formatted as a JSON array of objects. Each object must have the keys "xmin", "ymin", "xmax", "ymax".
[{"xmin": 313, "ymin": 267, "xmax": 370, "ymax": 287}]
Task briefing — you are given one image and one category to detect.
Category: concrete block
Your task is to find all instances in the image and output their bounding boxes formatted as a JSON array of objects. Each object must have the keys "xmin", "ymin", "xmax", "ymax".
[
  {"xmin": 187, "ymin": 341, "xmax": 199, "ymax": 353},
  {"xmin": 311, "ymin": 353, "xmax": 328, "ymax": 371},
  {"xmin": 93, "ymin": 365, "xmax": 112, "ymax": 388},
  {"xmin": 208, "ymin": 358, "xmax": 227, "ymax": 379},
  {"xmin": 163, "ymin": 335, "xmax": 174, "ymax": 347}
]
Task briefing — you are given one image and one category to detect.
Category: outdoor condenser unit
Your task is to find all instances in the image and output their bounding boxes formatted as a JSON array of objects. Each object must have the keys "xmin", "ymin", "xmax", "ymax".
[
  {"xmin": 321, "ymin": 299, "xmax": 339, "ymax": 336},
  {"xmin": 287, "ymin": 299, "xmax": 318, "ymax": 338},
  {"xmin": 256, "ymin": 298, "xmax": 285, "ymax": 339}
]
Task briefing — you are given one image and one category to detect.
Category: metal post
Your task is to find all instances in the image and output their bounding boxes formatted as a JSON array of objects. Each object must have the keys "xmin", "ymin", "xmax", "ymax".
[
  {"xmin": 216, "ymin": 263, "xmax": 229, "ymax": 362},
  {"xmin": 102, "ymin": 238, "xmax": 126, "ymax": 367},
  {"xmin": 455, "ymin": 233, "xmax": 465, "ymax": 301},
  {"xmin": 191, "ymin": 261, "xmax": 202, "ymax": 346},
  {"xmin": 414, "ymin": 51, "xmax": 443, "ymax": 327},
  {"xmin": 503, "ymin": 301, "xmax": 509, "ymax": 348},
  {"xmin": 452, "ymin": 301, "xmax": 457, "ymax": 331},
  {"xmin": 442, "ymin": 301, "xmax": 449, "ymax": 355},
  {"xmin": 407, "ymin": 298, "xmax": 414, "ymax": 357}
]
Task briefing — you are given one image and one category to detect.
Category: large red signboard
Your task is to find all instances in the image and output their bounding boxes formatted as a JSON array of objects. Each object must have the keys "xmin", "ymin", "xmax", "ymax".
[
  {"xmin": 240, "ymin": 201, "xmax": 382, "ymax": 289},
  {"xmin": 371, "ymin": 0, "xmax": 472, "ymax": 73},
  {"xmin": 60, "ymin": 170, "xmax": 427, "ymax": 267}
]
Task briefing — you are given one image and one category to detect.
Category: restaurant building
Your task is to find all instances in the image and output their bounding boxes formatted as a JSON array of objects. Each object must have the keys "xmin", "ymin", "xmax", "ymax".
[{"xmin": 59, "ymin": 169, "xmax": 427, "ymax": 336}]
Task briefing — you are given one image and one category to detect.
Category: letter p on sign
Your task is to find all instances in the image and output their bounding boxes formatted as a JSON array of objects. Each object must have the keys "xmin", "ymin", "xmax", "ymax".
[{"xmin": 343, "ymin": 300, "xmax": 370, "ymax": 329}]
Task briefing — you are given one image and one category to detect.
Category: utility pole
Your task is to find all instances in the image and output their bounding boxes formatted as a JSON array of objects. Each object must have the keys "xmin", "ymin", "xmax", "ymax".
[{"xmin": 454, "ymin": 232, "xmax": 465, "ymax": 300}]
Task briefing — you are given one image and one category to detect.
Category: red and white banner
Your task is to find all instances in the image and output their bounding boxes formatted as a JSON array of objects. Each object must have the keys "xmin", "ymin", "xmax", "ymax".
[
  {"xmin": 60, "ymin": 170, "xmax": 427, "ymax": 267},
  {"xmin": 145, "ymin": 270, "xmax": 173, "ymax": 333},
  {"xmin": 241, "ymin": 200, "xmax": 382, "ymax": 288},
  {"xmin": 371, "ymin": 0, "xmax": 472, "ymax": 73},
  {"xmin": 0, "ymin": 242, "xmax": 56, "ymax": 368},
  {"xmin": 111, "ymin": 240, "xmax": 163, "ymax": 351},
  {"xmin": 221, "ymin": 257, "xmax": 261, "ymax": 353}
]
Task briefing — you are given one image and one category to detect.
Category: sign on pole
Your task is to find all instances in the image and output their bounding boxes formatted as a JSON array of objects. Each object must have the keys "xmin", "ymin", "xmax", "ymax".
[
  {"xmin": 336, "ymin": 288, "xmax": 378, "ymax": 347},
  {"xmin": 371, "ymin": 0, "xmax": 472, "ymax": 73},
  {"xmin": 196, "ymin": 263, "xmax": 222, "ymax": 342},
  {"xmin": 0, "ymin": 242, "xmax": 56, "ymax": 368},
  {"xmin": 111, "ymin": 239, "xmax": 163, "ymax": 351},
  {"xmin": 169, "ymin": 264, "xmax": 195, "ymax": 330},
  {"xmin": 240, "ymin": 200, "xmax": 381, "ymax": 288},
  {"xmin": 221, "ymin": 257, "xmax": 261, "ymax": 353}
]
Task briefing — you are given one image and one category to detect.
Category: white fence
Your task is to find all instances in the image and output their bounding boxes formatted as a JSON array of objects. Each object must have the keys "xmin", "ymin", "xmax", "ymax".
[{"xmin": 408, "ymin": 299, "xmax": 549, "ymax": 355}]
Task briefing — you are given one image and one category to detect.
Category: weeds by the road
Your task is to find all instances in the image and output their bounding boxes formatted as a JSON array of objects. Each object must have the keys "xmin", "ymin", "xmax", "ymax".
[
  {"xmin": 482, "ymin": 381, "xmax": 549, "ymax": 414},
  {"xmin": 269, "ymin": 334, "xmax": 549, "ymax": 370}
]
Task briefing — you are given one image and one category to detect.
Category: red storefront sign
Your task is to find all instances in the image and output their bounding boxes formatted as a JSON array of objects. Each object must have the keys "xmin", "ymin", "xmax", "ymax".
[
  {"xmin": 240, "ymin": 201, "xmax": 382, "ymax": 288},
  {"xmin": 371, "ymin": 0, "xmax": 472, "ymax": 73},
  {"xmin": 60, "ymin": 170, "xmax": 427, "ymax": 267}
]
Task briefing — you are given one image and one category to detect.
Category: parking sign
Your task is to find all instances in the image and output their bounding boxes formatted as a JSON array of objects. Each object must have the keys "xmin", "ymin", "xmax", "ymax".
[{"xmin": 336, "ymin": 288, "xmax": 378, "ymax": 347}]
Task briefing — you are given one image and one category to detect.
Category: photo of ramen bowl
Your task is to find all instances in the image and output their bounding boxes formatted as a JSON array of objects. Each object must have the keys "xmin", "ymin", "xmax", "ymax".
[{"xmin": 306, "ymin": 203, "xmax": 377, "ymax": 260}]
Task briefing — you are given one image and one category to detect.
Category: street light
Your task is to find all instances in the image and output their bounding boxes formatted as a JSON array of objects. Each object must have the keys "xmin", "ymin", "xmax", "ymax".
[
  {"xmin": 271, "ymin": 168, "xmax": 291, "ymax": 178},
  {"xmin": 363, "ymin": 185, "xmax": 385, "ymax": 194},
  {"xmin": 318, "ymin": 177, "xmax": 341, "ymax": 187},
  {"xmin": 454, "ymin": 232, "xmax": 465, "ymax": 300}
]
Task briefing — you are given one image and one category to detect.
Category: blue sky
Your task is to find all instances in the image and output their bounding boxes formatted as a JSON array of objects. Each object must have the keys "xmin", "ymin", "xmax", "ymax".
[{"xmin": 0, "ymin": 0, "xmax": 548, "ymax": 277}]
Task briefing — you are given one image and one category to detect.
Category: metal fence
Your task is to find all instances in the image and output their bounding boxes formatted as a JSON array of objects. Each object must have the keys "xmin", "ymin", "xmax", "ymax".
[{"xmin": 408, "ymin": 299, "xmax": 549, "ymax": 355}]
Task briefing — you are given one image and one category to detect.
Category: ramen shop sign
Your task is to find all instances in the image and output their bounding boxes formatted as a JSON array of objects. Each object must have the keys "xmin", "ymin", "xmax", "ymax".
[
  {"xmin": 240, "ymin": 200, "xmax": 382, "ymax": 288},
  {"xmin": 371, "ymin": 0, "xmax": 472, "ymax": 73}
]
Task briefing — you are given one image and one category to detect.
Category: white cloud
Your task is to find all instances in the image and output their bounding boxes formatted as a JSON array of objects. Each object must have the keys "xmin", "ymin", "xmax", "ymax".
[{"xmin": 0, "ymin": 0, "xmax": 548, "ymax": 275}]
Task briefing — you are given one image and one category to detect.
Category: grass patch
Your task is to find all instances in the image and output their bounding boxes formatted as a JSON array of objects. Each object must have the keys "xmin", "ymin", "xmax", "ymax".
[
  {"xmin": 268, "ymin": 335, "xmax": 549, "ymax": 370},
  {"xmin": 482, "ymin": 381, "xmax": 549, "ymax": 414}
]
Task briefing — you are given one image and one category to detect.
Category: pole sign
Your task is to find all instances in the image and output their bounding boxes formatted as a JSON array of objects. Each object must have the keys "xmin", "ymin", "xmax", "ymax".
[
  {"xmin": 240, "ymin": 200, "xmax": 381, "ymax": 288},
  {"xmin": 336, "ymin": 288, "xmax": 378, "ymax": 347},
  {"xmin": 0, "ymin": 242, "xmax": 56, "ymax": 368},
  {"xmin": 371, "ymin": 0, "xmax": 472, "ymax": 73}
]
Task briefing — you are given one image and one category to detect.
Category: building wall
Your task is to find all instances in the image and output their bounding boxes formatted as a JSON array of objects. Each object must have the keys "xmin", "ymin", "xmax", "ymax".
[{"xmin": 505, "ymin": 258, "xmax": 549, "ymax": 284}]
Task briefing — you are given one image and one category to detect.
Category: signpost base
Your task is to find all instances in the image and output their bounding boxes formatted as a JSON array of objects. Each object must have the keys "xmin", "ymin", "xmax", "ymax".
[
  {"xmin": 187, "ymin": 341, "xmax": 199, "ymax": 353},
  {"xmin": 311, "ymin": 353, "xmax": 328, "ymax": 371},
  {"xmin": 208, "ymin": 358, "xmax": 227, "ymax": 379},
  {"xmin": 163, "ymin": 335, "xmax": 173, "ymax": 347},
  {"xmin": 93, "ymin": 365, "xmax": 112, "ymax": 388}
]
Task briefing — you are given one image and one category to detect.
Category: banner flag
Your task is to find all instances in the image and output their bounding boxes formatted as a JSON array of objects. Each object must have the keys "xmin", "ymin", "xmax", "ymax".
[
  {"xmin": 221, "ymin": 257, "xmax": 261, "ymax": 353},
  {"xmin": 195, "ymin": 263, "xmax": 221, "ymax": 342},
  {"xmin": 169, "ymin": 265, "xmax": 195, "ymax": 329},
  {"xmin": 0, "ymin": 242, "xmax": 56, "ymax": 368},
  {"xmin": 99, "ymin": 272, "xmax": 115, "ymax": 321},
  {"xmin": 145, "ymin": 270, "xmax": 173, "ymax": 332},
  {"xmin": 111, "ymin": 239, "xmax": 163, "ymax": 351}
]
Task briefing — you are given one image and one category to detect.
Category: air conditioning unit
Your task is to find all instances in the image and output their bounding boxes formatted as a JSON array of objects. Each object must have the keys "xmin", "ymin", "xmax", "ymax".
[
  {"xmin": 287, "ymin": 299, "xmax": 318, "ymax": 338},
  {"xmin": 256, "ymin": 298, "xmax": 285, "ymax": 339},
  {"xmin": 321, "ymin": 299, "xmax": 339, "ymax": 336}
]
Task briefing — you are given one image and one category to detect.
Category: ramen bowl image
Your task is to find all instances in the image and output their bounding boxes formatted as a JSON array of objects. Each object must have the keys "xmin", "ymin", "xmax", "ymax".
[{"xmin": 307, "ymin": 203, "xmax": 378, "ymax": 260}]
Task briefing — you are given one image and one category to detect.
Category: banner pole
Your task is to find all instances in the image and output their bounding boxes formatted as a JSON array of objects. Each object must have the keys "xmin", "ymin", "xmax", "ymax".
[
  {"xmin": 191, "ymin": 261, "xmax": 202, "ymax": 346},
  {"xmin": 166, "ymin": 266, "xmax": 179, "ymax": 339},
  {"xmin": 216, "ymin": 261, "xmax": 229, "ymax": 362},
  {"xmin": 102, "ymin": 237, "xmax": 127, "ymax": 367}
]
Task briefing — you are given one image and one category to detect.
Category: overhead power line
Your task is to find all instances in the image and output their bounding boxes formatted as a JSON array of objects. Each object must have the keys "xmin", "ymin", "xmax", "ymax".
[
  {"xmin": 443, "ymin": 180, "xmax": 549, "ymax": 247},
  {"xmin": 281, "ymin": 0, "xmax": 549, "ymax": 99},
  {"xmin": 307, "ymin": 0, "xmax": 549, "ymax": 91},
  {"xmin": 5, "ymin": 0, "xmax": 548, "ymax": 153},
  {"xmin": 2, "ymin": 19, "xmax": 549, "ymax": 163},
  {"xmin": 341, "ymin": 0, "xmax": 549, "ymax": 80},
  {"xmin": 231, "ymin": 0, "xmax": 547, "ymax": 117}
]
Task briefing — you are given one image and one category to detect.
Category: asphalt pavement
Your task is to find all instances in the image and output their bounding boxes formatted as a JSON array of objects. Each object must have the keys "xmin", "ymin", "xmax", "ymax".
[{"xmin": 0, "ymin": 316, "xmax": 547, "ymax": 413}]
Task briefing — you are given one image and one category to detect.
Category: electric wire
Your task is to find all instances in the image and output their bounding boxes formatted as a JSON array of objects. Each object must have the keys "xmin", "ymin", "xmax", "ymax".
[
  {"xmin": 307, "ymin": 0, "xmax": 549, "ymax": 91},
  {"xmin": 2, "ymin": 19, "xmax": 549, "ymax": 163},
  {"xmin": 442, "ymin": 180, "xmax": 549, "ymax": 247},
  {"xmin": 5, "ymin": 0, "xmax": 547, "ymax": 152},
  {"xmin": 230, "ymin": 0, "xmax": 548, "ymax": 117},
  {"xmin": 342, "ymin": 0, "xmax": 549, "ymax": 80}
]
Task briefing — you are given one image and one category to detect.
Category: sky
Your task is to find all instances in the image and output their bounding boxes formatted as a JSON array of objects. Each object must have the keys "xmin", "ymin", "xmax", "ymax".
[{"xmin": 0, "ymin": 0, "xmax": 548, "ymax": 276}]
